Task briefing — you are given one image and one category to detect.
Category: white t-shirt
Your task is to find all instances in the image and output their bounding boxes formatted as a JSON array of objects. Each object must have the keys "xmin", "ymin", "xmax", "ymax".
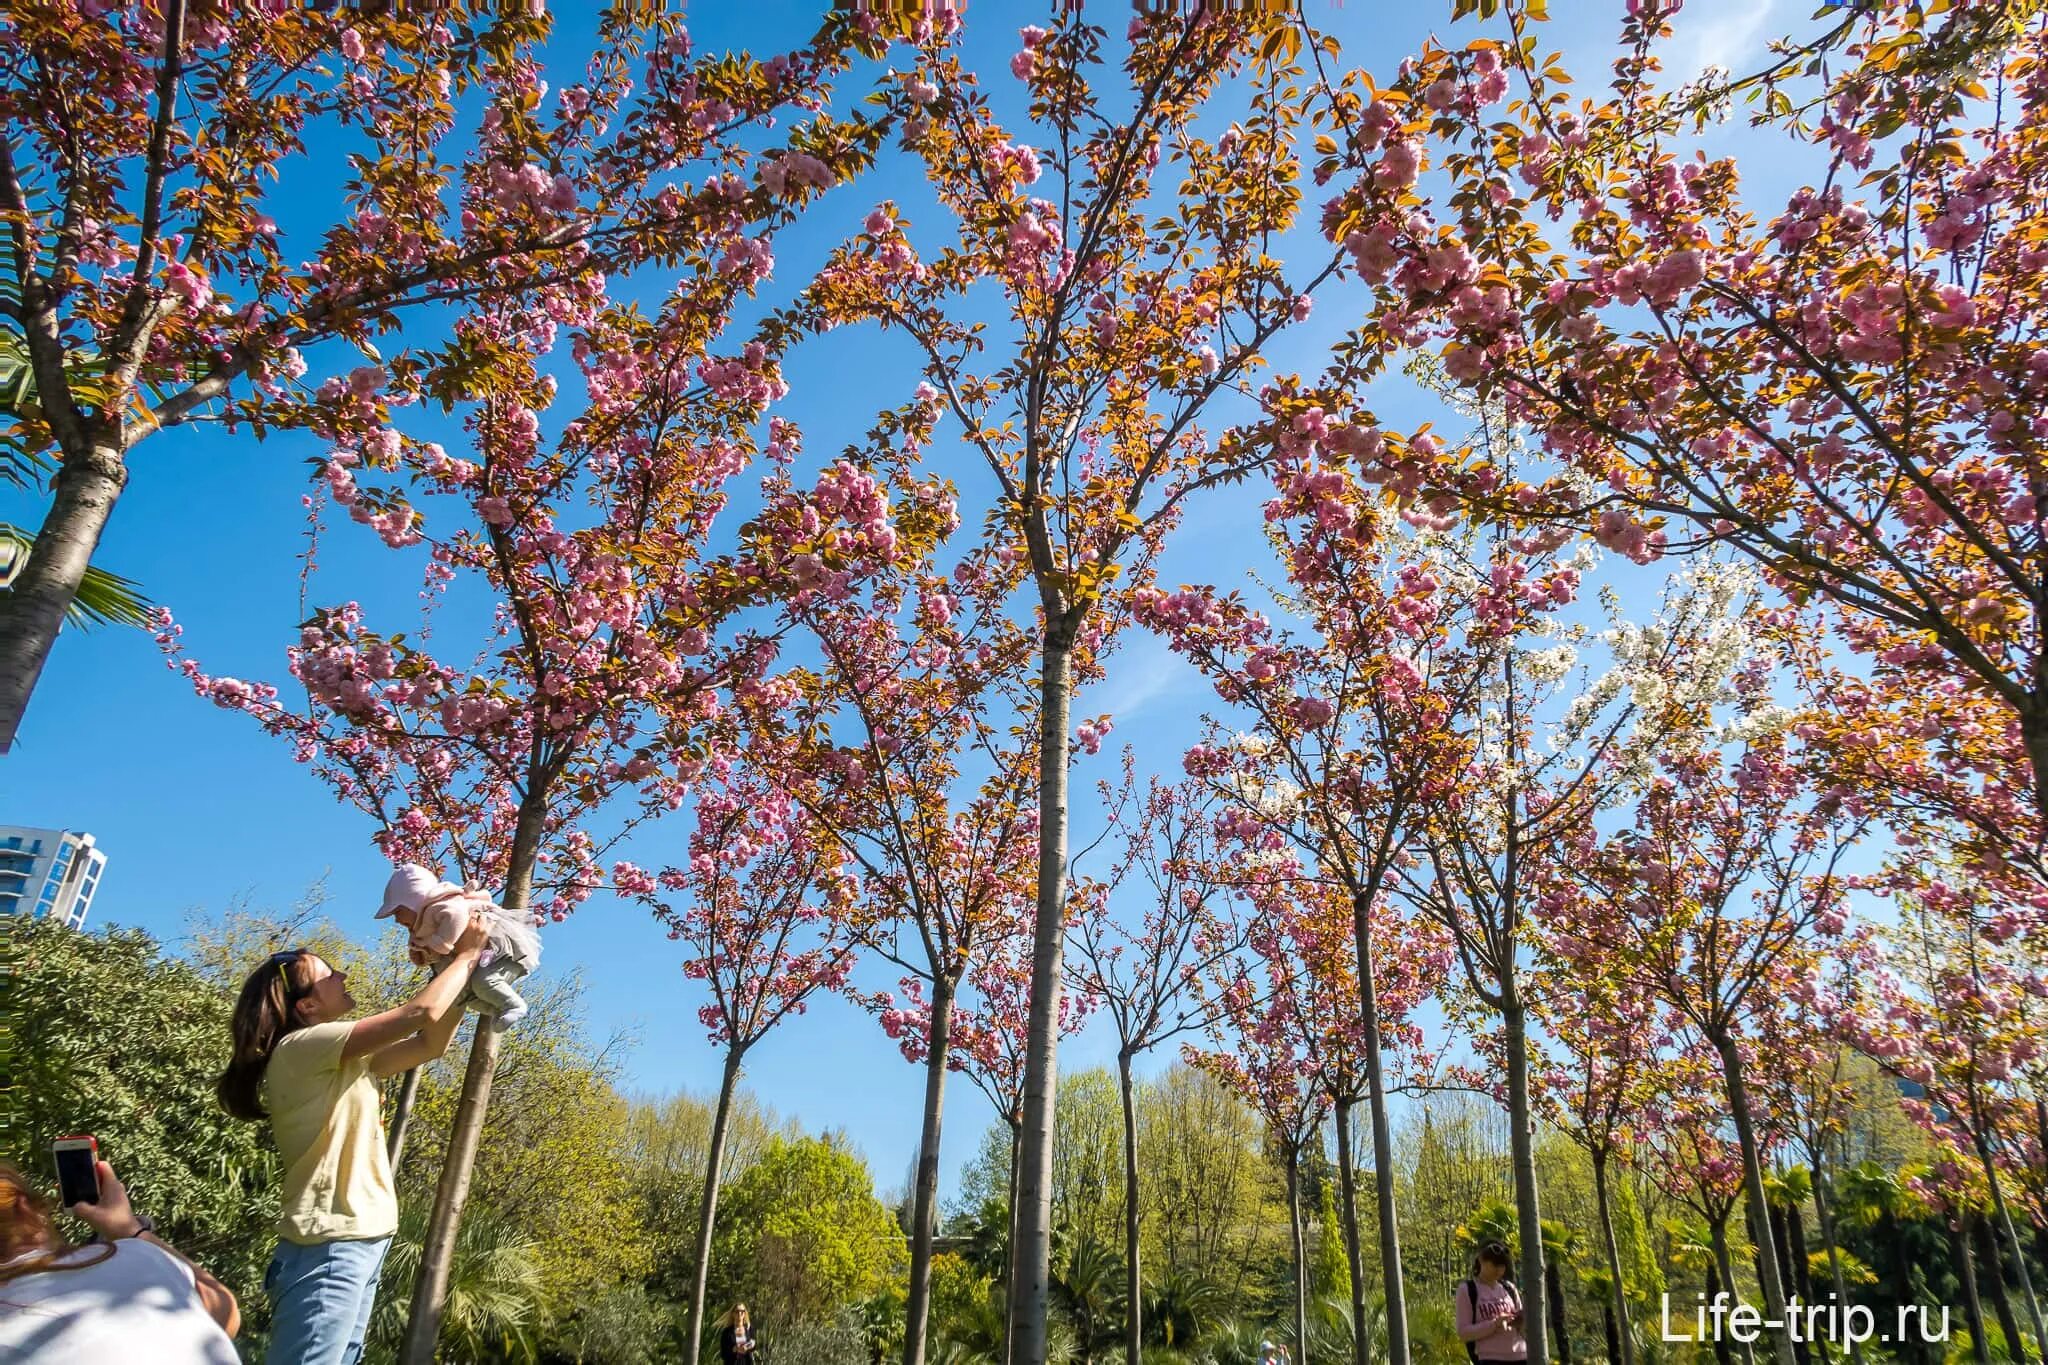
[{"xmin": 0, "ymin": 1238, "xmax": 238, "ymax": 1364}]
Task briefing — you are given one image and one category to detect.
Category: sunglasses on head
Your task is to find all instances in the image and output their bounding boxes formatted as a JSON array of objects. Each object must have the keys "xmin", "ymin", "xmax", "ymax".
[{"xmin": 268, "ymin": 950, "xmax": 304, "ymax": 997}]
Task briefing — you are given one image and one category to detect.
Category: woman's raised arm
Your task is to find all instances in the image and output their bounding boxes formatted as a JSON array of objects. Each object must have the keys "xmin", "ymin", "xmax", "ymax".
[{"xmin": 344, "ymin": 912, "xmax": 491, "ymax": 1067}]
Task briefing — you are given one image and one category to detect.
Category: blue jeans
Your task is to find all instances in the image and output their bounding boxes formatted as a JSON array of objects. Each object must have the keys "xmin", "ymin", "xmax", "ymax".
[{"xmin": 264, "ymin": 1235, "xmax": 392, "ymax": 1365}]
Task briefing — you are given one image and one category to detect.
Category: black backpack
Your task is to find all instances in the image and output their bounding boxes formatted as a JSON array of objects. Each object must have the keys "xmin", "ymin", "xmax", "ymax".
[{"xmin": 1463, "ymin": 1277, "xmax": 1520, "ymax": 1363}]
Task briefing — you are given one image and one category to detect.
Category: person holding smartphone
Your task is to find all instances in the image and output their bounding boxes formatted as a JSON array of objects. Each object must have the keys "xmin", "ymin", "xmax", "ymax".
[
  {"xmin": 1456, "ymin": 1241, "xmax": 1528, "ymax": 1362},
  {"xmin": 217, "ymin": 920, "xmax": 487, "ymax": 1365},
  {"xmin": 0, "ymin": 1156, "xmax": 239, "ymax": 1363},
  {"xmin": 719, "ymin": 1302, "xmax": 756, "ymax": 1364}
]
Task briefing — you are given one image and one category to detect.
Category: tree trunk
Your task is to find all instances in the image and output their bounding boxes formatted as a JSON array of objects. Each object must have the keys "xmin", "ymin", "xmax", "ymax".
[
  {"xmin": 1602, "ymin": 1305, "xmax": 1620, "ymax": 1365},
  {"xmin": 1711, "ymin": 1218, "xmax": 1756, "ymax": 1365},
  {"xmin": 1976, "ymin": 1213, "xmax": 2026, "ymax": 1365},
  {"xmin": 1786, "ymin": 1199, "xmax": 1826, "ymax": 1365},
  {"xmin": 1289, "ymin": 1146, "xmax": 1310, "ymax": 1365},
  {"xmin": 1812, "ymin": 1160, "xmax": 1862, "ymax": 1365},
  {"xmin": 1768, "ymin": 1204, "xmax": 1810, "ymax": 1365},
  {"xmin": 1004, "ymin": 1119, "xmax": 1023, "ymax": 1365},
  {"xmin": 1954, "ymin": 1217, "xmax": 1994, "ymax": 1365},
  {"xmin": 0, "ymin": 442, "xmax": 128, "ymax": 752},
  {"xmin": 1592, "ymin": 1151, "xmax": 1637, "ymax": 1365},
  {"xmin": 1544, "ymin": 1250, "xmax": 1571, "ymax": 1365},
  {"xmin": 1501, "ymin": 992, "xmax": 1550, "ymax": 1365},
  {"xmin": 904, "ymin": 981, "xmax": 958, "ymax": 1365},
  {"xmin": 1334, "ymin": 1098, "xmax": 1371, "ymax": 1365},
  {"xmin": 680, "ymin": 1049, "xmax": 745, "ymax": 1365},
  {"xmin": 398, "ymin": 808, "xmax": 542, "ymax": 1364},
  {"xmin": 1117, "ymin": 1049, "xmax": 1143, "ymax": 1364},
  {"xmin": 1349, "ymin": 888, "xmax": 1412, "ymax": 1365},
  {"xmin": 1785, "ymin": 1199, "xmax": 1815, "ymax": 1303},
  {"xmin": 1978, "ymin": 1131, "xmax": 2048, "ymax": 1364},
  {"xmin": 1715, "ymin": 1034, "xmax": 1797, "ymax": 1365},
  {"xmin": 385, "ymin": 1066, "xmax": 421, "ymax": 1170},
  {"xmin": 1007, "ymin": 629, "xmax": 1075, "ymax": 1365},
  {"xmin": 398, "ymin": 1016, "xmax": 502, "ymax": 1364},
  {"xmin": 1706, "ymin": 1258, "xmax": 1735, "ymax": 1365}
]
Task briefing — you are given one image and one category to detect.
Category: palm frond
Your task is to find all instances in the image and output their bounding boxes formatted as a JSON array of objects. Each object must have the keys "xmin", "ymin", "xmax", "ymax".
[{"xmin": 0, "ymin": 524, "xmax": 153, "ymax": 629}]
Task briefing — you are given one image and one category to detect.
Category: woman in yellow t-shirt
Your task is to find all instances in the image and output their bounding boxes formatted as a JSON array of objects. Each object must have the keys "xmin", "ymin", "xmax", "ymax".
[{"xmin": 217, "ymin": 913, "xmax": 487, "ymax": 1365}]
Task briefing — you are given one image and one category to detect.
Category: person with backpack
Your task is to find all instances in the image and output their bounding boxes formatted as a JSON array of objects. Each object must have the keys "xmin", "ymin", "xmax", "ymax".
[{"xmin": 1457, "ymin": 1241, "xmax": 1528, "ymax": 1362}]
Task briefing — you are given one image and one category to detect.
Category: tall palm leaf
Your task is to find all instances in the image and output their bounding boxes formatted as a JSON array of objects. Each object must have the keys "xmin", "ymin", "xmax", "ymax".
[
  {"xmin": 0, "ymin": 524, "xmax": 152, "ymax": 628},
  {"xmin": 370, "ymin": 1202, "xmax": 548, "ymax": 1364}
]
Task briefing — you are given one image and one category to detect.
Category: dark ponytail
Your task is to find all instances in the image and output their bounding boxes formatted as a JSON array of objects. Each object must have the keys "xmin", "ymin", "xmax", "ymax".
[{"xmin": 218, "ymin": 949, "xmax": 312, "ymax": 1121}]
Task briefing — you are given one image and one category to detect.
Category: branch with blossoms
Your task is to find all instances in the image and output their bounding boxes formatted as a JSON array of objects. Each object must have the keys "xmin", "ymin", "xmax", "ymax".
[
  {"xmin": 1310, "ymin": 0, "xmax": 2048, "ymax": 830},
  {"xmin": 0, "ymin": 1, "xmax": 921, "ymax": 748}
]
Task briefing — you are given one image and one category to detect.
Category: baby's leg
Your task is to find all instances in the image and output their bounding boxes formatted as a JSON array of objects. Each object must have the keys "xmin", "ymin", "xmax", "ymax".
[{"xmin": 468, "ymin": 957, "xmax": 530, "ymax": 1025}]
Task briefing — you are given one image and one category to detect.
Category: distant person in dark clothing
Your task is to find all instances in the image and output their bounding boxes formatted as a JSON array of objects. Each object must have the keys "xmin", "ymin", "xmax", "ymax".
[{"xmin": 718, "ymin": 1303, "xmax": 755, "ymax": 1364}]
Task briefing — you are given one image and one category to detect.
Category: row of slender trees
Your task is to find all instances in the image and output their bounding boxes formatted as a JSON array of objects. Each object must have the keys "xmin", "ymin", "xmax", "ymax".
[{"xmin": 6, "ymin": 2, "xmax": 2047, "ymax": 1362}]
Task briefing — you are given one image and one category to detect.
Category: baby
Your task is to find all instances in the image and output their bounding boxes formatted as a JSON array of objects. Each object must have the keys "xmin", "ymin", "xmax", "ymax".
[{"xmin": 376, "ymin": 864, "xmax": 542, "ymax": 1025}]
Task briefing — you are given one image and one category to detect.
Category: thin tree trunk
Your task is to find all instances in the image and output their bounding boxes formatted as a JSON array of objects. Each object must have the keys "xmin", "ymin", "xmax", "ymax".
[
  {"xmin": 1982, "ymin": 1129, "xmax": 2048, "ymax": 1365},
  {"xmin": 682, "ymin": 1050, "xmax": 745, "ymax": 1365},
  {"xmin": 1004, "ymin": 1119, "xmax": 1022, "ymax": 1365},
  {"xmin": 1544, "ymin": 1251, "xmax": 1571, "ymax": 1365},
  {"xmin": 1706, "ymin": 1258, "xmax": 1735, "ymax": 1365},
  {"xmin": 1978, "ymin": 1132, "xmax": 2048, "ymax": 1365},
  {"xmin": 0, "ymin": 443, "xmax": 127, "ymax": 752},
  {"xmin": 1334, "ymin": 1098, "xmax": 1371, "ymax": 1365},
  {"xmin": 1812, "ymin": 1160, "xmax": 1862, "ymax": 1365},
  {"xmin": 1289, "ymin": 1146, "xmax": 1310, "ymax": 1365},
  {"xmin": 1602, "ymin": 1305, "xmax": 1621, "ymax": 1365},
  {"xmin": 1117, "ymin": 1049, "xmax": 1142, "ymax": 1364},
  {"xmin": 1955, "ymin": 1217, "xmax": 1993, "ymax": 1365},
  {"xmin": 1502, "ymin": 991, "xmax": 1550, "ymax": 1365},
  {"xmin": 1711, "ymin": 1218, "xmax": 1756, "ymax": 1365},
  {"xmin": 1976, "ymin": 1213, "xmax": 2026, "ymax": 1365},
  {"xmin": 1716, "ymin": 1034, "xmax": 1796, "ymax": 1365},
  {"xmin": 1349, "ymin": 888, "xmax": 1412, "ymax": 1365},
  {"xmin": 398, "ymin": 809, "xmax": 542, "ymax": 1364},
  {"xmin": 1785, "ymin": 1200, "xmax": 1815, "ymax": 1303},
  {"xmin": 385, "ymin": 1066, "xmax": 421, "ymax": 1170},
  {"xmin": 1592, "ymin": 1151, "xmax": 1637, "ymax": 1365},
  {"xmin": 1787, "ymin": 1200, "xmax": 1826, "ymax": 1365},
  {"xmin": 1007, "ymin": 630, "xmax": 1075, "ymax": 1365},
  {"xmin": 904, "ymin": 982, "xmax": 958, "ymax": 1365},
  {"xmin": 398, "ymin": 1017, "xmax": 502, "ymax": 1364},
  {"xmin": 1768, "ymin": 1204, "xmax": 1810, "ymax": 1365}
]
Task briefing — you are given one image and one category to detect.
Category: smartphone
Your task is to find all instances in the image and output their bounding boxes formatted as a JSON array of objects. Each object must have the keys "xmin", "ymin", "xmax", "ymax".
[{"xmin": 53, "ymin": 1135, "xmax": 99, "ymax": 1208}]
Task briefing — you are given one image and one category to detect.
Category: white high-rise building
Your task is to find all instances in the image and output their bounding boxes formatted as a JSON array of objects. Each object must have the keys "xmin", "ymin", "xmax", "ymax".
[{"xmin": 0, "ymin": 826, "xmax": 107, "ymax": 929}]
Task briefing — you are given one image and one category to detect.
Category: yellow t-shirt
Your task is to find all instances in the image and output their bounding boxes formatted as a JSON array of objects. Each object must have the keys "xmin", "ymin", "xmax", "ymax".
[{"xmin": 264, "ymin": 1020, "xmax": 398, "ymax": 1244}]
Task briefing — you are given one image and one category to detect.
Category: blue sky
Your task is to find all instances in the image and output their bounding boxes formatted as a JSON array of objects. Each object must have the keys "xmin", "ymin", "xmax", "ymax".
[{"xmin": 3, "ymin": 0, "xmax": 1819, "ymax": 1205}]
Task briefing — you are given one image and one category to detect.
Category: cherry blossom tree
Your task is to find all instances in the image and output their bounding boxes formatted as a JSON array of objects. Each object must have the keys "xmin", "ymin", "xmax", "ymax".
[
  {"xmin": 0, "ymin": 1, "xmax": 891, "ymax": 749},
  {"xmin": 155, "ymin": 62, "xmax": 923, "ymax": 1348},
  {"xmin": 1558, "ymin": 725, "xmax": 1863, "ymax": 1365},
  {"xmin": 1067, "ymin": 767, "xmax": 1252, "ymax": 1362},
  {"xmin": 1528, "ymin": 960, "xmax": 1666, "ymax": 1365},
  {"xmin": 1844, "ymin": 872, "xmax": 2048, "ymax": 1358},
  {"xmin": 740, "ymin": 518, "xmax": 1044, "ymax": 1365},
  {"xmin": 798, "ymin": 12, "xmax": 1355, "ymax": 1347},
  {"xmin": 1389, "ymin": 552, "xmax": 1760, "ymax": 1365},
  {"xmin": 613, "ymin": 774, "xmax": 857, "ymax": 1365},
  {"xmin": 1194, "ymin": 947, "xmax": 1333, "ymax": 1365},
  {"xmin": 1643, "ymin": 1068, "xmax": 1758, "ymax": 1364},
  {"xmin": 1141, "ymin": 471, "xmax": 1489, "ymax": 1365}
]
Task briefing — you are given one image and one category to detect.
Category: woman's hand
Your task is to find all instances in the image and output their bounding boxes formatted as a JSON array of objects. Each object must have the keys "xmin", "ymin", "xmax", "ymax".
[{"xmin": 69, "ymin": 1159, "xmax": 143, "ymax": 1240}]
